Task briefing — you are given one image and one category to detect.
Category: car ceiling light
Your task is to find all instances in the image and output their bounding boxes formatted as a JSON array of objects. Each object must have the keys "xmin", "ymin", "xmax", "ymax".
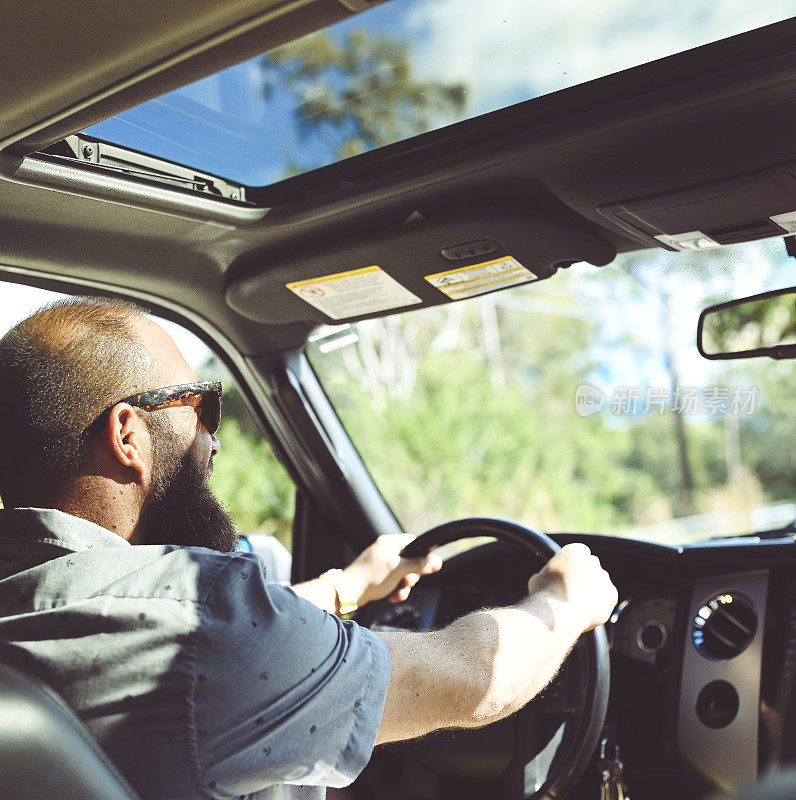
[
  {"xmin": 770, "ymin": 210, "xmax": 796, "ymax": 233},
  {"xmin": 654, "ymin": 231, "xmax": 721, "ymax": 251},
  {"xmin": 656, "ymin": 210, "xmax": 796, "ymax": 251}
]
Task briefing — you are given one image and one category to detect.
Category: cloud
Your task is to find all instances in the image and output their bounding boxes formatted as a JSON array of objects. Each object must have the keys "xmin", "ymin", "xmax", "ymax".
[{"xmin": 404, "ymin": 0, "xmax": 796, "ymax": 116}]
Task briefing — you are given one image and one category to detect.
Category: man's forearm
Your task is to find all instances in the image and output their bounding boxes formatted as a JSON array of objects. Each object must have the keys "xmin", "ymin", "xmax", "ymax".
[
  {"xmin": 291, "ymin": 577, "xmax": 338, "ymax": 614},
  {"xmin": 451, "ymin": 591, "xmax": 584, "ymax": 726},
  {"xmin": 375, "ymin": 589, "xmax": 584, "ymax": 744},
  {"xmin": 375, "ymin": 544, "xmax": 617, "ymax": 745}
]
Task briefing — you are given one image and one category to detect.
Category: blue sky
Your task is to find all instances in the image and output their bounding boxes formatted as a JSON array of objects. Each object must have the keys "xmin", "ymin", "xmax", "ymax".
[
  {"xmin": 84, "ymin": 0, "xmax": 796, "ymax": 186},
  {"xmin": 580, "ymin": 238, "xmax": 796, "ymax": 391}
]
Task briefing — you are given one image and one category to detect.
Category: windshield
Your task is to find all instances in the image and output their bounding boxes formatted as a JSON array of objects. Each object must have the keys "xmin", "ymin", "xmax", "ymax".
[
  {"xmin": 81, "ymin": 0, "xmax": 795, "ymax": 186},
  {"xmin": 308, "ymin": 239, "xmax": 796, "ymax": 544}
]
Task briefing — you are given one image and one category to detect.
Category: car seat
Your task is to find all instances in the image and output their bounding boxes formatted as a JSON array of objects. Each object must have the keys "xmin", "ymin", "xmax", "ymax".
[{"xmin": 0, "ymin": 661, "xmax": 141, "ymax": 800}]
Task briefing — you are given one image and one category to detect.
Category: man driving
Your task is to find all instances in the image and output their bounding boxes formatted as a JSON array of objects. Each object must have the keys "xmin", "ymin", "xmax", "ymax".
[{"xmin": 0, "ymin": 298, "xmax": 618, "ymax": 799}]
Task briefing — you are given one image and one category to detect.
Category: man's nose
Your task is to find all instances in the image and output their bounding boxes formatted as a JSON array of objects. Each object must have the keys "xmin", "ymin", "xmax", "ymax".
[{"xmin": 210, "ymin": 432, "xmax": 221, "ymax": 457}]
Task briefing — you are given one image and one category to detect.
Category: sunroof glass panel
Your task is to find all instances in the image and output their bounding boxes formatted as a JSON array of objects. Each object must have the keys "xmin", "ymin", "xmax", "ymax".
[{"xmin": 83, "ymin": 0, "xmax": 796, "ymax": 187}]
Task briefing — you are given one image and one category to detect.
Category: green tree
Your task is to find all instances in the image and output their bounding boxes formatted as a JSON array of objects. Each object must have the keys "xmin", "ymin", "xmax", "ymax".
[
  {"xmin": 197, "ymin": 359, "xmax": 295, "ymax": 549},
  {"xmin": 208, "ymin": 417, "xmax": 295, "ymax": 550},
  {"xmin": 703, "ymin": 290, "xmax": 796, "ymax": 354},
  {"xmin": 310, "ymin": 274, "xmax": 671, "ymax": 535},
  {"xmin": 309, "ymin": 255, "xmax": 795, "ymax": 542},
  {"xmin": 260, "ymin": 29, "xmax": 467, "ymax": 174}
]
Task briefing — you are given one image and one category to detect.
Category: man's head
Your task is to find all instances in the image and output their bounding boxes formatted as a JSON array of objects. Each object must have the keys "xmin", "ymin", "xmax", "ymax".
[{"xmin": 0, "ymin": 297, "xmax": 236, "ymax": 551}]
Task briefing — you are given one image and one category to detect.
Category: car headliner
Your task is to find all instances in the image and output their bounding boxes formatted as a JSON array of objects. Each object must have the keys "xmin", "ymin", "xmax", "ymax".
[{"xmin": 0, "ymin": 2, "xmax": 795, "ymax": 360}]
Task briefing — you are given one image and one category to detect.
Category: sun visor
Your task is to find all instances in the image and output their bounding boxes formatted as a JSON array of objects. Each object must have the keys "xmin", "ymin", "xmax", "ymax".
[
  {"xmin": 226, "ymin": 212, "xmax": 615, "ymax": 324},
  {"xmin": 598, "ymin": 164, "xmax": 796, "ymax": 251}
]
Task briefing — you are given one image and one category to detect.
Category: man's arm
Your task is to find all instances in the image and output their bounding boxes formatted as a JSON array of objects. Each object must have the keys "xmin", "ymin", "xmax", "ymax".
[
  {"xmin": 374, "ymin": 543, "xmax": 617, "ymax": 744},
  {"xmin": 292, "ymin": 534, "xmax": 441, "ymax": 615}
]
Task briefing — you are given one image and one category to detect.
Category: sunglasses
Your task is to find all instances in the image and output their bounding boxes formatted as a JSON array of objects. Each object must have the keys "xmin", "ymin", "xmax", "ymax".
[{"xmin": 85, "ymin": 380, "xmax": 223, "ymax": 435}]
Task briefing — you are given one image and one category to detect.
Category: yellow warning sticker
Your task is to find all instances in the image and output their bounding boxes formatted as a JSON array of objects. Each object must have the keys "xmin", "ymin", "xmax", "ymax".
[
  {"xmin": 425, "ymin": 256, "xmax": 536, "ymax": 300},
  {"xmin": 287, "ymin": 266, "xmax": 422, "ymax": 321}
]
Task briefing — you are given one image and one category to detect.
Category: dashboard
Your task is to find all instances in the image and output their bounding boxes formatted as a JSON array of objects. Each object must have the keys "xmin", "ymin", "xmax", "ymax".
[{"xmin": 365, "ymin": 532, "xmax": 796, "ymax": 800}]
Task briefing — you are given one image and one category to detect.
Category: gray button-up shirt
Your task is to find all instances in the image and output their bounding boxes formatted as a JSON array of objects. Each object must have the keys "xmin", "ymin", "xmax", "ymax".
[{"xmin": 0, "ymin": 509, "xmax": 391, "ymax": 800}]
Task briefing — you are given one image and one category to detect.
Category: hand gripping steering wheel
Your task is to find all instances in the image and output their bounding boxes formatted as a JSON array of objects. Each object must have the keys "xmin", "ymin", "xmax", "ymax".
[{"xmin": 400, "ymin": 518, "xmax": 610, "ymax": 800}]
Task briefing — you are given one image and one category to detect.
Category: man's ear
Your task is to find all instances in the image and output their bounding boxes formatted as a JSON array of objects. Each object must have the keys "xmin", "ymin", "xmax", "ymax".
[{"xmin": 102, "ymin": 404, "xmax": 151, "ymax": 485}]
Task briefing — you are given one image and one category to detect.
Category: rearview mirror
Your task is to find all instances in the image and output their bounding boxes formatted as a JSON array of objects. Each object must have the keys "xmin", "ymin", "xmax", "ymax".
[{"xmin": 697, "ymin": 287, "xmax": 796, "ymax": 360}]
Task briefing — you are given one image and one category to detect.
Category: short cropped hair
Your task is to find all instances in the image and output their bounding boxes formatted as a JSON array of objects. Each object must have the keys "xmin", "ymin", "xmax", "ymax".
[{"xmin": 0, "ymin": 297, "xmax": 153, "ymax": 506}]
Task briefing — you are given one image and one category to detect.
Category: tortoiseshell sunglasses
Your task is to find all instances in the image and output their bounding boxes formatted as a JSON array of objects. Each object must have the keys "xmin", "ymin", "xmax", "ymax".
[{"xmin": 85, "ymin": 381, "xmax": 222, "ymax": 435}]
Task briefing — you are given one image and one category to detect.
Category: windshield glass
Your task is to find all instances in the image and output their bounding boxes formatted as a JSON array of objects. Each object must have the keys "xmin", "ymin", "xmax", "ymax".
[
  {"xmin": 82, "ymin": 0, "xmax": 795, "ymax": 185},
  {"xmin": 308, "ymin": 240, "xmax": 796, "ymax": 544}
]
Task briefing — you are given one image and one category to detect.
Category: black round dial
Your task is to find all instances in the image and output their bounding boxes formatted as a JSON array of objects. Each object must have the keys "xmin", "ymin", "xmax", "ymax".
[{"xmin": 692, "ymin": 593, "xmax": 757, "ymax": 661}]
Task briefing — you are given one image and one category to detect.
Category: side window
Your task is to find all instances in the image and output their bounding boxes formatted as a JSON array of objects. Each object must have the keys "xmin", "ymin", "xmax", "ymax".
[
  {"xmin": 195, "ymin": 354, "xmax": 296, "ymax": 555},
  {"xmin": 0, "ymin": 284, "xmax": 295, "ymax": 556}
]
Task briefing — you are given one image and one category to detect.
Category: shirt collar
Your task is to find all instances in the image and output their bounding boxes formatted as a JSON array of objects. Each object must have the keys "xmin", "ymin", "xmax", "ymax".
[{"xmin": 0, "ymin": 508, "xmax": 131, "ymax": 553}]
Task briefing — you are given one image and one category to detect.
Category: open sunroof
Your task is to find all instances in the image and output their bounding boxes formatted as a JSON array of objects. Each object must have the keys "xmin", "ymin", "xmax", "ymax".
[{"xmin": 81, "ymin": 0, "xmax": 796, "ymax": 188}]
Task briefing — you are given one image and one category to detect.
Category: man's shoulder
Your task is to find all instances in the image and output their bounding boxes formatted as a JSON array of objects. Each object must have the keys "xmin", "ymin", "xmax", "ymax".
[
  {"xmin": 79, "ymin": 545, "xmax": 258, "ymax": 605},
  {"xmin": 1, "ymin": 536, "xmax": 259, "ymax": 610}
]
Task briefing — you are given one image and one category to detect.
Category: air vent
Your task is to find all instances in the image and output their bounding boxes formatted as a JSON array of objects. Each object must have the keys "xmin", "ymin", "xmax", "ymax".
[{"xmin": 692, "ymin": 593, "xmax": 757, "ymax": 661}]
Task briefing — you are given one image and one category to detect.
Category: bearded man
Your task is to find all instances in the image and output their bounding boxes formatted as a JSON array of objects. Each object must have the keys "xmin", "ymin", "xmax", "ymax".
[{"xmin": 0, "ymin": 298, "xmax": 617, "ymax": 800}]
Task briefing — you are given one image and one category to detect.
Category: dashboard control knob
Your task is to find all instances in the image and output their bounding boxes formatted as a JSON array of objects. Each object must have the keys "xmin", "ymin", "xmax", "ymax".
[
  {"xmin": 696, "ymin": 681, "xmax": 739, "ymax": 729},
  {"xmin": 637, "ymin": 620, "xmax": 668, "ymax": 653}
]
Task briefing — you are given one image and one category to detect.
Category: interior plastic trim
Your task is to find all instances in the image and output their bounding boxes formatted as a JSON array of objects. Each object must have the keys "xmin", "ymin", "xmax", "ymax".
[{"xmin": 2, "ymin": 155, "xmax": 267, "ymax": 225}]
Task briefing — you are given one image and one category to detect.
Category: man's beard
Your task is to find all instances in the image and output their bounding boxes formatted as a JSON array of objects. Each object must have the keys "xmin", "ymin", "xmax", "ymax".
[{"xmin": 138, "ymin": 417, "xmax": 237, "ymax": 553}]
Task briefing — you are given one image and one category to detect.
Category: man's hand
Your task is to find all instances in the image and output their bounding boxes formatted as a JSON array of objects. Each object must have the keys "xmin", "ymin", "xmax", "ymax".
[
  {"xmin": 527, "ymin": 543, "xmax": 618, "ymax": 633},
  {"xmin": 343, "ymin": 534, "xmax": 442, "ymax": 607},
  {"xmin": 289, "ymin": 534, "xmax": 441, "ymax": 615}
]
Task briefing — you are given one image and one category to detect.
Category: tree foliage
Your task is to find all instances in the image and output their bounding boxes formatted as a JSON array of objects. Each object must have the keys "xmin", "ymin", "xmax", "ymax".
[
  {"xmin": 260, "ymin": 29, "xmax": 467, "ymax": 173},
  {"xmin": 702, "ymin": 290, "xmax": 796, "ymax": 355},
  {"xmin": 208, "ymin": 416, "xmax": 294, "ymax": 548},
  {"xmin": 197, "ymin": 359, "xmax": 295, "ymax": 550},
  {"xmin": 309, "ymin": 267, "xmax": 796, "ymax": 541},
  {"xmin": 205, "ymin": 257, "xmax": 794, "ymax": 548}
]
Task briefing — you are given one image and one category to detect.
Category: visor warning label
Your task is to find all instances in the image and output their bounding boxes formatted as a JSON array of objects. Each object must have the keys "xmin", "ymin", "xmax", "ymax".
[
  {"xmin": 287, "ymin": 266, "xmax": 421, "ymax": 320},
  {"xmin": 425, "ymin": 256, "xmax": 536, "ymax": 300}
]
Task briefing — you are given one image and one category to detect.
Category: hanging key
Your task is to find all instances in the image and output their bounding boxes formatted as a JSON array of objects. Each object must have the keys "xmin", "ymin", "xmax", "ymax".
[{"xmin": 598, "ymin": 736, "xmax": 629, "ymax": 800}]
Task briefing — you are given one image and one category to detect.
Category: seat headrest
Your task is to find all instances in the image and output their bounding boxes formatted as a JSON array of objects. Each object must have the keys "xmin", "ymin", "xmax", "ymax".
[{"xmin": 0, "ymin": 661, "xmax": 140, "ymax": 800}]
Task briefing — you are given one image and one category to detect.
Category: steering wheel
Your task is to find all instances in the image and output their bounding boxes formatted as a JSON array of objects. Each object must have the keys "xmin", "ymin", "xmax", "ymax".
[{"xmin": 399, "ymin": 518, "xmax": 610, "ymax": 800}]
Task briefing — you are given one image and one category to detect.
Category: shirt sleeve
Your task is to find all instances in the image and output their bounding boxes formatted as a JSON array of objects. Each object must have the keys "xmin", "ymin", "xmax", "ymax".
[
  {"xmin": 187, "ymin": 553, "xmax": 391, "ymax": 799},
  {"xmin": 246, "ymin": 534, "xmax": 293, "ymax": 584}
]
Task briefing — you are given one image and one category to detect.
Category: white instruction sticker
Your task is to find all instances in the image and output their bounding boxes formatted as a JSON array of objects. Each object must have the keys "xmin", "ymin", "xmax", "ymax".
[
  {"xmin": 425, "ymin": 257, "xmax": 536, "ymax": 300},
  {"xmin": 287, "ymin": 266, "xmax": 422, "ymax": 320}
]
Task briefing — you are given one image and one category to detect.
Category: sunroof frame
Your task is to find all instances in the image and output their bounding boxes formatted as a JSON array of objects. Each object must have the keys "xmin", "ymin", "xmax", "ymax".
[
  {"xmin": 27, "ymin": 16, "xmax": 796, "ymax": 211},
  {"xmin": 239, "ymin": 17, "xmax": 796, "ymax": 205}
]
